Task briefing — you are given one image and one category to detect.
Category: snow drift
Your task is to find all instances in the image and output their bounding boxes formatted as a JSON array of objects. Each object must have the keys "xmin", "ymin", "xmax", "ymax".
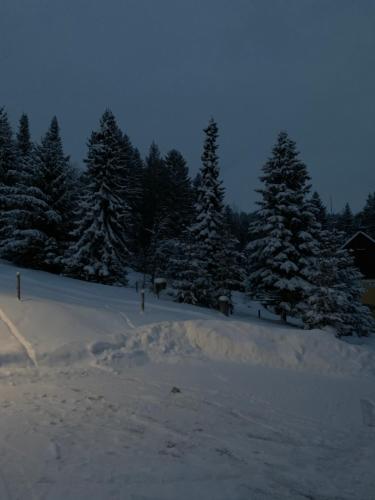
[
  {"xmin": 0, "ymin": 261, "xmax": 373, "ymax": 378},
  {"xmin": 89, "ymin": 319, "xmax": 375, "ymax": 377}
]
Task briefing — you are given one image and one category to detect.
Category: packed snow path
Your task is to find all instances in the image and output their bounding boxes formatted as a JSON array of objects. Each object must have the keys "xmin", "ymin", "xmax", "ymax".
[{"xmin": 0, "ymin": 262, "xmax": 374, "ymax": 499}]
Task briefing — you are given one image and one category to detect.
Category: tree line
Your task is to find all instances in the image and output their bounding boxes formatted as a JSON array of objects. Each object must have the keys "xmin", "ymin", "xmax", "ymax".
[{"xmin": 0, "ymin": 107, "xmax": 373, "ymax": 336}]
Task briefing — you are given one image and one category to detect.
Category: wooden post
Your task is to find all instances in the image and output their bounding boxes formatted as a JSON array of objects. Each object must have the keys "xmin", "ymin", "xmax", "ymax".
[
  {"xmin": 141, "ymin": 289, "xmax": 145, "ymax": 312},
  {"xmin": 16, "ymin": 272, "xmax": 21, "ymax": 301},
  {"xmin": 258, "ymin": 309, "xmax": 261, "ymax": 319},
  {"xmin": 135, "ymin": 281, "xmax": 139, "ymax": 294},
  {"xmin": 218, "ymin": 296, "xmax": 230, "ymax": 316}
]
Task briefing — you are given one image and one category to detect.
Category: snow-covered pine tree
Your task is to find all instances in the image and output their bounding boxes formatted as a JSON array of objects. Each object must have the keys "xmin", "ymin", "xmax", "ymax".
[
  {"xmin": 304, "ymin": 194, "xmax": 347, "ymax": 332},
  {"xmin": 305, "ymin": 223, "xmax": 375, "ymax": 336},
  {"xmin": 0, "ymin": 107, "xmax": 17, "ymax": 247},
  {"xmin": 336, "ymin": 246, "xmax": 375, "ymax": 337},
  {"xmin": 34, "ymin": 116, "xmax": 77, "ymax": 270},
  {"xmin": 246, "ymin": 131, "xmax": 320, "ymax": 322},
  {"xmin": 64, "ymin": 110, "xmax": 131, "ymax": 285},
  {"xmin": 0, "ymin": 114, "xmax": 54, "ymax": 267},
  {"xmin": 192, "ymin": 172, "xmax": 202, "ymax": 204},
  {"xmin": 174, "ymin": 119, "xmax": 227, "ymax": 307},
  {"xmin": 169, "ymin": 228, "xmax": 200, "ymax": 304},
  {"xmin": 215, "ymin": 206, "xmax": 246, "ymax": 294}
]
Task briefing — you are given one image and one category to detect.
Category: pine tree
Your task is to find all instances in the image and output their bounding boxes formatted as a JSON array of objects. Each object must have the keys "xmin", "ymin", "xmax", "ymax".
[
  {"xmin": 64, "ymin": 110, "xmax": 131, "ymax": 284},
  {"xmin": 0, "ymin": 107, "xmax": 16, "ymax": 186},
  {"xmin": 359, "ymin": 192, "xmax": 375, "ymax": 238},
  {"xmin": 311, "ymin": 191, "xmax": 328, "ymax": 227},
  {"xmin": 150, "ymin": 150, "xmax": 195, "ymax": 281},
  {"xmin": 306, "ymin": 229, "xmax": 374, "ymax": 336},
  {"xmin": 34, "ymin": 117, "xmax": 76, "ymax": 270},
  {"xmin": 174, "ymin": 119, "xmax": 227, "ymax": 307},
  {"xmin": 191, "ymin": 172, "xmax": 203, "ymax": 206},
  {"xmin": 170, "ymin": 230, "xmax": 200, "ymax": 304},
  {"xmin": 164, "ymin": 149, "xmax": 194, "ymax": 237},
  {"xmin": 218, "ymin": 206, "xmax": 246, "ymax": 293},
  {"xmin": 337, "ymin": 203, "xmax": 355, "ymax": 239},
  {"xmin": 139, "ymin": 142, "xmax": 170, "ymax": 277},
  {"xmin": 121, "ymin": 135, "xmax": 143, "ymax": 215},
  {"xmin": 0, "ymin": 114, "xmax": 54, "ymax": 267},
  {"xmin": 246, "ymin": 131, "xmax": 320, "ymax": 322},
  {"xmin": 15, "ymin": 114, "xmax": 35, "ymax": 184},
  {"xmin": 118, "ymin": 135, "xmax": 143, "ymax": 261}
]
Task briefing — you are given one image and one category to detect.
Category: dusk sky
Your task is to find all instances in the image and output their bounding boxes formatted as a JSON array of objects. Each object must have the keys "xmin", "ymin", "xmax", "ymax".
[{"xmin": 1, "ymin": 0, "xmax": 374, "ymax": 212}]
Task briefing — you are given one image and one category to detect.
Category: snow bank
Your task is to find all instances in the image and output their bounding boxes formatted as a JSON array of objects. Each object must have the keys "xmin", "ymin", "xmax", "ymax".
[
  {"xmin": 90, "ymin": 319, "xmax": 375, "ymax": 377},
  {"xmin": 0, "ymin": 261, "xmax": 373, "ymax": 378}
]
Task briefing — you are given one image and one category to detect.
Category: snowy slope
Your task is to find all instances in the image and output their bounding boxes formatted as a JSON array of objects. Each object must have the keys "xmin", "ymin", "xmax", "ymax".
[{"xmin": 0, "ymin": 261, "xmax": 374, "ymax": 499}]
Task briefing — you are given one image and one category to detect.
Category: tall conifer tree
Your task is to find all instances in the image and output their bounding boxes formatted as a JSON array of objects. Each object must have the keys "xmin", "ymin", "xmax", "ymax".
[
  {"xmin": 337, "ymin": 203, "xmax": 355, "ymax": 238},
  {"xmin": 34, "ymin": 117, "xmax": 76, "ymax": 269},
  {"xmin": 174, "ymin": 119, "xmax": 227, "ymax": 307},
  {"xmin": 246, "ymin": 132, "xmax": 320, "ymax": 321},
  {"xmin": 0, "ymin": 107, "xmax": 16, "ymax": 186},
  {"xmin": 65, "ymin": 110, "xmax": 130, "ymax": 284},
  {"xmin": 0, "ymin": 114, "xmax": 53, "ymax": 266},
  {"xmin": 359, "ymin": 192, "xmax": 375, "ymax": 238}
]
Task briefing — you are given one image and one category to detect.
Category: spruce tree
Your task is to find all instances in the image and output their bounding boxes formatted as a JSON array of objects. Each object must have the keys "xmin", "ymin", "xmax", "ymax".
[
  {"xmin": 34, "ymin": 117, "xmax": 76, "ymax": 269},
  {"xmin": 217, "ymin": 206, "xmax": 246, "ymax": 293},
  {"xmin": 139, "ymin": 142, "xmax": 170, "ymax": 277},
  {"xmin": 164, "ymin": 149, "xmax": 194, "ymax": 237},
  {"xmin": 170, "ymin": 229, "xmax": 200, "ymax": 304},
  {"xmin": 311, "ymin": 191, "xmax": 328, "ymax": 227},
  {"xmin": 0, "ymin": 107, "xmax": 16, "ymax": 186},
  {"xmin": 192, "ymin": 172, "xmax": 202, "ymax": 204},
  {"xmin": 246, "ymin": 131, "xmax": 320, "ymax": 322},
  {"xmin": 174, "ymin": 119, "xmax": 227, "ymax": 307},
  {"xmin": 15, "ymin": 114, "xmax": 35, "ymax": 183},
  {"xmin": 64, "ymin": 110, "xmax": 130, "ymax": 284},
  {"xmin": 337, "ymin": 203, "xmax": 355, "ymax": 239},
  {"xmin": 121, "ymin": 135, "xmax": 143, "ymax": 215},
  {"xmin": 151, "ymin": 150, "xmax": 195, "ymax": 281},
  {"xmin": 359, "ymin": 192, "xmax": 375, "ymax": 238},
  {"xmin": 0, "ymin": 114, "xmax": 53, "ymax": 267},
  {"xmin": 306, "ymin": 227, "xmax": 374, "ymax": 336}
]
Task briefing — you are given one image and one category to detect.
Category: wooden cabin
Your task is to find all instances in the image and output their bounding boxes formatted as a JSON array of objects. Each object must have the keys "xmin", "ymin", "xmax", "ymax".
[{"xmin": 343, "ymin": 231, "xmax": 375, "ymax": 311}]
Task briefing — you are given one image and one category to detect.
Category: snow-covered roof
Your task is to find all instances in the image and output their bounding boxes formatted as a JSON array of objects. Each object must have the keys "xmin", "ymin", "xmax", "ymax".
[{"xmin": 342, "ymin": 231, "xmax": 375, "ymax": 249}]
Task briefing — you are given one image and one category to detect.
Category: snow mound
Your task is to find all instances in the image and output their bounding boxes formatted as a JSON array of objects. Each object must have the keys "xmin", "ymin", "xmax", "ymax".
[{"xmin": 90, "ymin": 319, "xmax": 375, "ymax": 377}]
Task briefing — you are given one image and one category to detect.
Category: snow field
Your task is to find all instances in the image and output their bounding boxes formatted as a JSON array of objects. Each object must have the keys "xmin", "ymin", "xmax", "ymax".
[{"xmin": 0, "ymin": 262, "xmax": 374, "ymax": 499}]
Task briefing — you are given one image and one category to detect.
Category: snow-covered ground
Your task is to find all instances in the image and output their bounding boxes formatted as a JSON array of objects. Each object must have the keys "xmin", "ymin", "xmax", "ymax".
[{"xmin": 0, "ymin": 262, "xmax": 374, "ymax": 499}]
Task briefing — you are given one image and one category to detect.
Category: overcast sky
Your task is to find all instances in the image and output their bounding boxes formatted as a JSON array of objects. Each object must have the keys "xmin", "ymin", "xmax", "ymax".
[{"xmin": 1, "ymin": 0, "xmax": 374, "ymax": 212}]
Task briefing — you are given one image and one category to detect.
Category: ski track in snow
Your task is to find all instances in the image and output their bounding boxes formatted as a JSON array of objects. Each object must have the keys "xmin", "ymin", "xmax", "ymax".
[
  {"xmin": 0, "ymin": 307, "xmax": 38, "ymax": 368},
  {"xmin": 104, "ymin": 305, "xmax": 136, "ymax": 330}
]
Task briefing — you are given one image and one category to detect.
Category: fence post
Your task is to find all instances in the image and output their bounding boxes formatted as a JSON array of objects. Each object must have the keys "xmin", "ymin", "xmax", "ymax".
[
  {"xmin": 16, "ymin": 272, "xmax": 21, "ymax": 300},
  {"xmin": 141, "ymin": 289, "xmax": 145, "ymax": 312},
  {"xmin": 218, "ymin": 296, "xmax": 230, "ymax": 316}
]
